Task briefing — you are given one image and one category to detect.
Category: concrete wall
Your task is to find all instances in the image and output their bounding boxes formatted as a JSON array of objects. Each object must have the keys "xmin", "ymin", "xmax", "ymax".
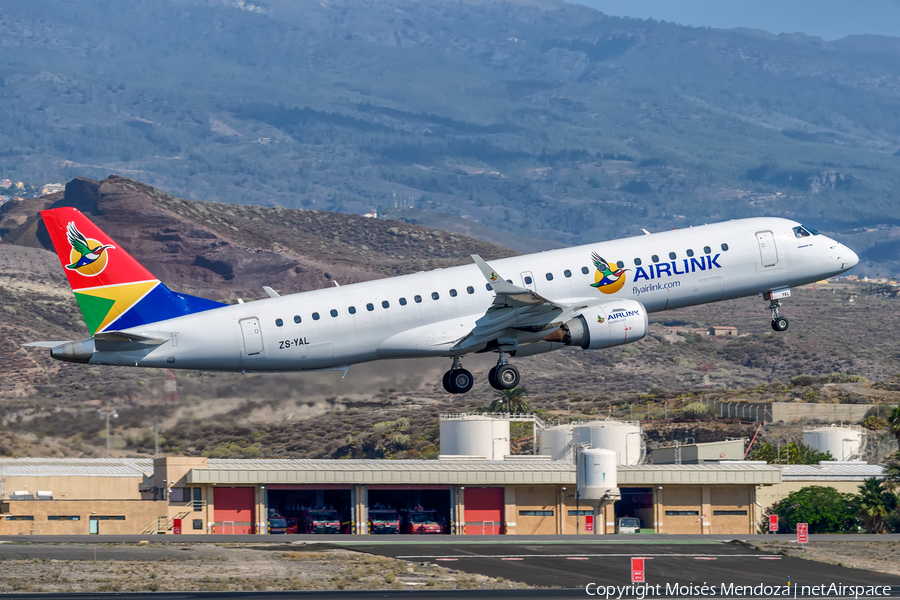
[
  {"xmin": 650, "ymin": 484, "xmax": 757, "ymax": 535},
  {"xmin": 717, "ymin": 402, "xmax": 872, "ymax": 423},
  {"xmin": 757, "ymin": 480, "xmax": 864, "ymax": 514},
  {"xmin": 2, "ymin": 475, "xmax": 145, "ymax": 500},
  {"xmin": 0, "ymin": 500, "xmax": 168, "ymax": 535}
]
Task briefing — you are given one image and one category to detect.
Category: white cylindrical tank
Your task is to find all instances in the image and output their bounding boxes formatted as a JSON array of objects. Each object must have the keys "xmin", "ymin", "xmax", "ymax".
[
  {"xmin": 439, "ymin": 416, "xmax": 510, "ymax": 460},
  {"xmin": 577, "ymin": 448, "xmax": 618, "ymax": 500},
  {"xmin": 572, "ymin": 420, "xmax": 644, "ymax": 465},
  {"xmin": 539, "ymin": 425, "xmax": 573, "ymax": 462},
  {"xmin": 802, "ymin": 425, "xmax": 864, "ymax": 461}
]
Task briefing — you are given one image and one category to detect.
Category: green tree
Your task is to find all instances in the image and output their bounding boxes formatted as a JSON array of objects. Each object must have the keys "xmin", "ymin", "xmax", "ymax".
[
  {"xmin": 888, "ymin": 405, "xmax": 900, "ymax": 451},
  {"xmin": 749, "ymin": 442, "xmax": 833, "ymax": 465},
  {"xmin": 489, "ymin": 387, "xmax": 531, "ymax": 414},
  {"xmin": 883, "ymin": 451, "xmax": 900, "ymax": 493},
  {"xmin": 769, "ymin": 486, "xmax": 858, "ymax": 533},
  {"xmin": 855, "ymin": 477, "xmax": 897, "ymax": 533}
]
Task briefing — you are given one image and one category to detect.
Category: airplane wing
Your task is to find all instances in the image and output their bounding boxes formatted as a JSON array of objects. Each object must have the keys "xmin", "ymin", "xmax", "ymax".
[{"xmin": 454, "ymin": 256, "xmax": 572, "ymax": 351}]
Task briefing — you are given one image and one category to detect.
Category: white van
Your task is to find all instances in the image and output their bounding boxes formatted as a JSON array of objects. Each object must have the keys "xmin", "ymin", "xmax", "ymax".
[{"xmin": 615, "ymin": 517, "xmax": 641, "ymax": 534}]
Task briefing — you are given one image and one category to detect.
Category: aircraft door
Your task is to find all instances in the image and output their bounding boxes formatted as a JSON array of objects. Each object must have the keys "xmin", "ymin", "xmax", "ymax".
[
  {"xmin": 521, "ymin": 271, "xmax": 536, "ymax": 292},
  {"xmin": 239, "ymin": 317, "xmax": 264, "ymax": 355},
  {"xmin": 756, "ymin": 231, "xmax": 778, "ymax": 267}
]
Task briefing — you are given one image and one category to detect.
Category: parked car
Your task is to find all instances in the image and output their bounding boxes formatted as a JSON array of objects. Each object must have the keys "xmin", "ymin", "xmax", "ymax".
[{"xmin": 615, "ymin": 517, "xmax": 642, "ymax": 534}]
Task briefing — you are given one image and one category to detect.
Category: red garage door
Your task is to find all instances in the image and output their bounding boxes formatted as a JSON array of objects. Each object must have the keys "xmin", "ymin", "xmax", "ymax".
[
  {"xmin": 464, "ymin": 487, "xmax": 504, "ymax": 535},
  {"xmin": 214, "ymin": 487, "xmax": 256, "ymax": 534}
]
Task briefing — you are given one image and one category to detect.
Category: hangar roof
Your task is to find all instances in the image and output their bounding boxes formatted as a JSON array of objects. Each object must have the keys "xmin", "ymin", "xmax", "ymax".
[
  {"xmin": 618, "ymin": 464, "xmax": 781, "ymax": 485},
  {"xmin": 189, "ymin": 458, "xmax": 576, "ymax": 485},
  {"xmin": 780, "ymin": 463, "xmax": 885, "ymax": 481},
  {"xmin": 0, "ymin": 458, "xmax": 153, "ymax": 477}
]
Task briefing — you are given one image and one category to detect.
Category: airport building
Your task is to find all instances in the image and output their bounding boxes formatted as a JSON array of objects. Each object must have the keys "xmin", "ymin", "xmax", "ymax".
[{"xmin": 0, "ymin": 417, "xmax": 883, "ymax": 536}]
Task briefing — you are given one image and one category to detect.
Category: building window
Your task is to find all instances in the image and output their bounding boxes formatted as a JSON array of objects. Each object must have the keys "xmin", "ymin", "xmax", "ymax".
[
  {"xmin": 664, "ymin": 510, "xmax": 699, "ymax": 516},
  {"xmin": 415, "ymin": 295, "xmax": 423, "ymax": 303},
  {"xmin": 582, "ymin": 266, "xmax": 590, "ymax": 274},
  {"xmin": 89, "ymin": 516, "xmax": 126, "ymax": 520},
  {"xmin": 467, "ymin": 286, "xmax": 475, "ymax": 294},
  {"xmin": 545, "ymin": 273, "xmax": 553, "ymax": 281},
  {"xmin": 6, "ymin": 516, "xmax": 34, "ymax": 520},
  {"xmin": 518, "ymin": 510, "xmax": 554, "ymax": 516},
  {"xmin": 713, "ymin": 510, "xmax": 747, "ymax": 516},
  {"xmin": 275, "ymin": 318, "xmax": 283, "ymax": 327},
  {"xmin": 293, "ymin": 315, "xmax": 301, "ymax": 324},
  {"xmin": 48, "ymin": 516, "xmax": 80, "ymax": 521},
  {"xmin": 651, "ymin": 255, "xmax": 659, "ymax": 263},
  {"xmin": 330, "ymin": 309, "xmax": 338, "ymax": 317},
  {"xmin": 399, "ymin": 297, "xmax": 407, "ymax": 306},
  {"xmin": 431, "ymin": 292, "xmax": 440, "ymax": 300},
  {"xmin": 564, "ymin": 270, "xmax": 572, "ymax": 278},
  {"xmin": 312, "ymin": 312, "xmax": 320, "ymax": 321},
  {"xmin": 382, "ymin": 300, "xmax": 390, "ymax": 309},
  {"xmin": 721, "ymin": 243, "xmax": 729, "ymax": 251},
  {"xmin": 634, "ymin": 258, "xmax": 642, "ymax": 266},
  {"xmin": 686, "ymin": 249, "xmax": 694, "ymax": 257},
  {"xmin": 366, "ymin": 303, "xmax": 374, "ymax": 311},
  {"xmin": 703, "ymin": 246, "xmax": 711, "ymax": 254},
  {"xmin": 449, "ymin": 289, "xmax": 458, "ymax": 297},
  {"xmin": 568, "ymin": 510, "xmax": 593, "ymax": 516},
  {"xmin": 348, "ymin": 306, "xmax": 356, "ymax": 315}
]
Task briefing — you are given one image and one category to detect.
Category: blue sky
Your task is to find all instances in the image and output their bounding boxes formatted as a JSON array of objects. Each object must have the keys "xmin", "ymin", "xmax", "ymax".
[{"xmin": 572, "ymin": 0, "xmax": 900, "ymax": 41}]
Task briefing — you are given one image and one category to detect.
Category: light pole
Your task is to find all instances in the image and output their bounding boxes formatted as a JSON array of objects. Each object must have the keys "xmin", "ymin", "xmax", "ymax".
[{"xmin": 98, "ymin": 406, "xmax": 118, "ymax": 458}]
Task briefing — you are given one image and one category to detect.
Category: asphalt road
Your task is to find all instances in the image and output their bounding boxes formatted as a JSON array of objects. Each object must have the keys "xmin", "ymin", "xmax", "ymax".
[
  {"xmin": 0, "ymin": 591, "xmax": 590, "ymax": 600},
  {"xmin": 344, "ymin": 541, "xmax": 900, "ymax": 590}
]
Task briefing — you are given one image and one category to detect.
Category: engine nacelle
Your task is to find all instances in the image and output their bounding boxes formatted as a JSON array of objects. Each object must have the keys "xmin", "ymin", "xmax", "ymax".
[{"xmin": 544, "ymin": 299, "xmax": 648, "ymax": 350}]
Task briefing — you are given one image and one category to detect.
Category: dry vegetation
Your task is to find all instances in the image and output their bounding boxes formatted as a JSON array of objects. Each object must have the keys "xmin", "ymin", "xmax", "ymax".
[
  {"xmin": 0, "ymin": 546, "xmax": 525, "ymax": 593},
  {"xmin": 752, "ymin": 540, "xmax": 900, "ymax": 578}
]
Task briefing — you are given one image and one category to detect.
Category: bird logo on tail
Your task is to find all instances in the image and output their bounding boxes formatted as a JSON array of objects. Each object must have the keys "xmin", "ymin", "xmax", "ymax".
[
  {"xmin": 590, "ymin": 252, "xmax": 629, "ymax": 295},
  {"xmin": 65, "ymin": 222, "xmax": 115, "ymax": 276}
]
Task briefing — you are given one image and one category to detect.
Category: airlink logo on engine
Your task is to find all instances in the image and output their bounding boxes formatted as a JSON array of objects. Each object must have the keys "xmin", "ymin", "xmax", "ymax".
[
  {"xmin": 633, "ymin": 254, "xmax": 722, "ymax": 282},
  {"xmin": 607, "ymin": 309, "xmax": 641, "ymax": 321}
]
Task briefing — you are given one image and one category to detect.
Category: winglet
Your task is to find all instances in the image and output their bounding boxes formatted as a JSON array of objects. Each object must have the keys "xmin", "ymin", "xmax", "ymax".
[
  {"xmin": 471, "ymin": 255, "xmax": 529, "ymax": 295},
  {"xmin": 262, "ymin": 286, "xmax": 280, "ymax": 298}
]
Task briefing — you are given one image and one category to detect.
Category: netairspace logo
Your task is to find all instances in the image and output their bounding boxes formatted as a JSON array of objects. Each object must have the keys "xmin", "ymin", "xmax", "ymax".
[{"xmin": 584, "ymin": 583, "xmax": 893, "ymax": 599}]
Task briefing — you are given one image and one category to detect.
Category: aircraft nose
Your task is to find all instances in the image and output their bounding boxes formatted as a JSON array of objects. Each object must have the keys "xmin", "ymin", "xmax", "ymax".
[{"xmin": 842, "ymin": 245, "xmax": 859, "ymax": 269}]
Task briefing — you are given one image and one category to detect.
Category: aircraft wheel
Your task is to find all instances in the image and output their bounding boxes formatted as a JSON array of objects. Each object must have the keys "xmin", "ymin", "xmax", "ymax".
[
  {"xmin": 772, "ymin": 317, "xmax": 789, "ymax": 332},
  {"xmin": 488, "ymin": 366, "xmax": 502, "ymax": 390},
  {"xmin": 496, "ymin": 364, "xmax": 520, "ymax": 390},
  {"xmin": 441, "ymin": 370, "xmax": 454, "ymax": 393},
  {"xmin": 449, "ymin": 369, "xmax": 474, "ymax": 394}
]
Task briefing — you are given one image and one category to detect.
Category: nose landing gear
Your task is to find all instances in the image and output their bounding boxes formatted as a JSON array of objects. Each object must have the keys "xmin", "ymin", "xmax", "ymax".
[
  {"xmin": 487, "ymin": 353, "xmax": 520, "ymax": 390},
  {"xmin": 441, "ymin": 357, "xmax": 474, "ymax": 394}
]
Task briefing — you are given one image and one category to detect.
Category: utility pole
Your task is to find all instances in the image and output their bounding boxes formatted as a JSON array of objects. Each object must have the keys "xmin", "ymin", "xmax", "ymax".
[
  {"xmin": 98, "ymin": 406, "xmax": 119, "ymax": 458},
  {"xmin": 153, "ymin": 419, "xmax": 160, "ymax": 458}
]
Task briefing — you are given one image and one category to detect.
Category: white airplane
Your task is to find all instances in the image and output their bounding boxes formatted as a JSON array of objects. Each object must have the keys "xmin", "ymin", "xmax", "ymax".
[{"xmin": 27, "ymin": 208, "xmax": 858, "ymax": 393}]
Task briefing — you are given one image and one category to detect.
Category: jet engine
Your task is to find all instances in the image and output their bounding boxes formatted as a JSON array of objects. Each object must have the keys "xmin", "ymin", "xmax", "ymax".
[{"xmin": 544, "ymin": 299, "xmax": 648, "ymax": 350}]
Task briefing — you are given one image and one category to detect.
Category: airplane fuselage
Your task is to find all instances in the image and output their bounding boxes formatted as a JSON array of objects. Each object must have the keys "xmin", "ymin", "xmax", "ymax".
[{"xmin": 86, "ymin": 217, "xmax": 856, "ymax": 372}]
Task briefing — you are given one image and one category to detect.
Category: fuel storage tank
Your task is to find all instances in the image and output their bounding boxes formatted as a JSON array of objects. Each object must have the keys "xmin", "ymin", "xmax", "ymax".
[
  {"xmin": 802, "ymin": 424, "xmax": 865, "ymax": 461},
  {"xmin": 572, "ymin": 420, "xmax": 644, "ymax": 465},
  {"xmin": 538, "ymin": 424, "xmax": 573, "ymax": 462},
  {"xmin": 439, "ymin": 415, "xmax": 510, "ymax": 460}
]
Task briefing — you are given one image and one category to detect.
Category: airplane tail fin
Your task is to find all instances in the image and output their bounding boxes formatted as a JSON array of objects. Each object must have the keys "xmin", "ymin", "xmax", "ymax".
[{"xmin": 41, "ymin": 207, "xmax": 225, "ymax": 335}]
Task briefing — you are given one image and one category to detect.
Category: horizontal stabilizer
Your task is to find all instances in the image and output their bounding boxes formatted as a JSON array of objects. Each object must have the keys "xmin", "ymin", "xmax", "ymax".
[{"xmin": 21, "ymin": 341, "xmax": 72, "ymax": 348}]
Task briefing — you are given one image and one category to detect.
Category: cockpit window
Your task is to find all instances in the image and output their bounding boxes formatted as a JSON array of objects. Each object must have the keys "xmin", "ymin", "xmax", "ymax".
[{"xmin": 793, "ymin": 225, "xmax": 819, "ymax": 238}]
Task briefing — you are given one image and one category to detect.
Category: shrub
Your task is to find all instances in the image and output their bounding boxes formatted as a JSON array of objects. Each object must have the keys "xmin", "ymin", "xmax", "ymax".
[
  {"xmin": 790, "ymin": 374, "xmax": 818, "ymax": 387},
  {"xmin": 827, "ymin": 372, "xmax": 869, "ymax": 384},
  {"xmin": 863, "ymin": 415, "xmax": 888, "ymax": 431},
  {"xmin": 682, "ymin": 402, "xmax": 710, "ymax": 419}
]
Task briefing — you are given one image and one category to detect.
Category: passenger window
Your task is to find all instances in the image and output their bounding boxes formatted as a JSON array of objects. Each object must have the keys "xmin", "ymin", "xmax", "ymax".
[
  {"xmin": 703, "ymin": 246, "xmax": 711, "ymax": 254},
  {"xmin": 485, "ymin": 284, "xmax": 492, "ymax": 291},
  {"xmin": 546, "ymin": 273, "xmax": 554, "ymax": 281},
  {"xmin": 382, "ymin": 300, "xmax": 390, "ymax": 309},
  {"xmin": 581, "ymin": 266, "xmax": 589, "ymax": 274},
  {"xmin": 616, "ymin": 261, "xmax": 624, "ymax": 269},
  {"xmin": 293, "ymin": 315, "xmax": 301, "ymax": 324},
  {"xmin": 467, "ymin": 286, "xmax": 475, "ymax": 294},
  {"xmin": 431, "ymin": 292, "xmax": 440, "ymax": 300},
  {"xmin": 312, "ymin": 312, "xmax": 320, "ymax": 321},
  {"xmin": 686, "ymin": 249, "xmax": 694, "ymax": 257},
  {"xmin": 449, "ymin": 289, "xmax": 458, "ymax": 297},
  {"xmin": 330, "ymin": 309, "xmax": 338, "ymax": 317},
  {"xmin": 348, "ymin": 306, "xmax": 356, "ymax": 315},
  {"xmin": 668, "ymin": 252, "xmax": 676, "ymax": 260},
  {"xmin": 275, "ymin": 318, "xmax": 283, "ymax": 327},
  {"xmin": 634, "ymin": 258, "xmax": 642, "ymax": 266},
  {"xmin": 564, "ymin": 270, "xmax": 572, "ymax": 278},
  {"xmin": 399, "ymin": 297, "xmax": 407, "ymax": 306},
  {"xmin": 524, "ymin": 276, "xmax": 533, "ymax": 285},
  {"xmin": 721, "ymin": 243, "xmax": 729, "ymax": 251},
  {"xmin": 651, "ymin": 255, "xmax": 659, "ymax": 263},
  {"xmin": 414, "ymin": 295, "xmax": 423, "ymax": 303},
  {"xmin": 366, "ymin": 303, "xmax": 374, "ymax": 312}
]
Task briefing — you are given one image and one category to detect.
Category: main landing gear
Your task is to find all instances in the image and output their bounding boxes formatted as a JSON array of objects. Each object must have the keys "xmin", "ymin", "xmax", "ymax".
[
  {"xmin": 769, "ymin": 298, "xmax": 789, "ymax": 332},
  {"xmin": 442, "ymin": 357, "xmax": 474, "ymax": 394},
  {"xmin": 441, "ymin": 354, "xmax": 521, "ymax": 394}
]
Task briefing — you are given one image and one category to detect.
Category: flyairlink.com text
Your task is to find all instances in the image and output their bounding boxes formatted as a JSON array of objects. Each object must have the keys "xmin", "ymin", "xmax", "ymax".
[{"xmin": 584, "ymin": 583, "xmax": 893, "ymax": 599}]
